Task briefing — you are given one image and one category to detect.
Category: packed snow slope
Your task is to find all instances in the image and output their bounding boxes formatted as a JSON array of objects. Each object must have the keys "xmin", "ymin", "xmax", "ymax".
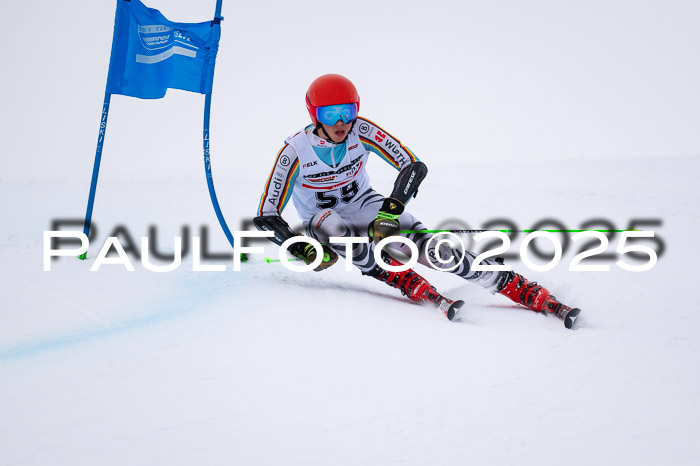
[
  {"xmin": 2, "ymin": 0, "xmax": 700, "ymax": 465},
  {"xmin": 2, "ymin": 155, "xmax": 699, "ymax": 466}
]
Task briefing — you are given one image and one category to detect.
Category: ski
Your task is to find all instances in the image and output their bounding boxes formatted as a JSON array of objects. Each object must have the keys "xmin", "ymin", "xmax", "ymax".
[
  {"xmin": 442, "ymin": 298, "xmax": 466, "ymax": 322},
  {"xmin": 421, "ymin": 286, "xmax": 465, "ymax": 321},
  {"xmin": 561, "ymin": 307, "xmax": 582, "ymax": 329}
]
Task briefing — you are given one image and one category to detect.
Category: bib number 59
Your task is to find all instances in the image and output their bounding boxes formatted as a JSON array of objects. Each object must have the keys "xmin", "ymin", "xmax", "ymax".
[{"xmin": 315, "ymin": 181, "xmax": 359, "ymax": 209}]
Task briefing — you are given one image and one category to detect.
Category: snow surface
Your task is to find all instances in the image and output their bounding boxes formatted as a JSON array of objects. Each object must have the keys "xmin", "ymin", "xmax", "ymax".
[{"xmin": 2, "ymin": 1, "xmax": 700, "ymax": 465}]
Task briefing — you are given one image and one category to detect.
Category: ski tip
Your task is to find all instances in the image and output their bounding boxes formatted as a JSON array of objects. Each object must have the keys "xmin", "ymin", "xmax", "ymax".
[
  {"xmin": 564, "ymin": 308, "xmax": 582, "ymax": 329},
  {"xmin": 446, "ymin": 300, "xmax": 466, "ymax": 322}
]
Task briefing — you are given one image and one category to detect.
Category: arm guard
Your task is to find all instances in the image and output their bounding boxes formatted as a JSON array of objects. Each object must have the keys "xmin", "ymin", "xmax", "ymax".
[
  {"xmin": 253, "ymin": 215, "xmax": 299, "ymax": 247},
  {"xmin": 389, "ymin": 161, "xmax": 428, "ymax": 205}
]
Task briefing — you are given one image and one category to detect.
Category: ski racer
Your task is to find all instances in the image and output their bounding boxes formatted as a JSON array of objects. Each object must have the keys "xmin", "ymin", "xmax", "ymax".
[{"xmin": 254, "ymin": 74, "xmax": 581, "ymax": 328}]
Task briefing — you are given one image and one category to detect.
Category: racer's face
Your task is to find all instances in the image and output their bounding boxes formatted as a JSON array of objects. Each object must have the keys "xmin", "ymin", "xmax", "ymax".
[{"xmin": 321, "ymin": 120, "xmax": 352, "ymax": 143}]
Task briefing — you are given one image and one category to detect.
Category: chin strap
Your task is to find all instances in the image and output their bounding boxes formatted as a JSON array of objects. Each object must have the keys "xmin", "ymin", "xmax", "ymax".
[
  {"xmin": 318, "ymin": 124, "xmax": 332, "ymax": 141},
  {"xmin": 314, "ymin": 119, "xmax": 357, "ymax": 144}
]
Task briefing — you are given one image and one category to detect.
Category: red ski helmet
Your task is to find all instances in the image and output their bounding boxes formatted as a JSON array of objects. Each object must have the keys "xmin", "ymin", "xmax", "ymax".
[{"xmin": 305, "ymin": 74, "xmax": 360, "ymax": 126}]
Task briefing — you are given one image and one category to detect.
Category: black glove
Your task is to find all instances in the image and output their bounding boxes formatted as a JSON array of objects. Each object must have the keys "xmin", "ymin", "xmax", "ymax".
[
  {"xmin": 290, "ymin": 241, "xmax": 338, "ymax": 271},
  {"xmin": 368, "ymin": 197, "xmax": 404, "ymax": 245}
]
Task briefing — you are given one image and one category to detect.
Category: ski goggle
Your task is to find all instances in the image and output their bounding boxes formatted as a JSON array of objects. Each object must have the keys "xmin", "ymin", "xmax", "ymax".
[{"xmin": 316, "ymin": 103, "xmax": 358, "ymax": 126}]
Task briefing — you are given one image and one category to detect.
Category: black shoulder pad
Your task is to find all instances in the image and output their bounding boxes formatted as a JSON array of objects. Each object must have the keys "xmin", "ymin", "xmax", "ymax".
[
  {"xmin": 390, "ymin": 161, "xmax": 428, "ymax": 204},
  {"xmin": 253, "ymin": 215, "xmax": 298, "ymax": 246}
]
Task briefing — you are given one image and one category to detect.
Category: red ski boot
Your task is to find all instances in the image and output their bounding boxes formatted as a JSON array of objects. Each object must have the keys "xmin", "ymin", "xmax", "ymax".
[
  {"xmin": 364, "ymin": 253, "xmax": 465, "ymax": 321},
  {"xmin": 494, "ymin": 270, "xmax": 581, "ymax": 329}
]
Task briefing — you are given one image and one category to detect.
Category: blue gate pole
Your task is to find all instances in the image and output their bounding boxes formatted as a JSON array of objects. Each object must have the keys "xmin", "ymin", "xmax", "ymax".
[
  {"xmin": 203, "ymin": 92, "xmax": 234, "ymax": 249},
  {"xmin": 201, "ymin": 0, "xmax": 239, "ymax": 254},
  {"xmin": 79, "ymin": 92, "xmax": 111, "ymax": 260}
]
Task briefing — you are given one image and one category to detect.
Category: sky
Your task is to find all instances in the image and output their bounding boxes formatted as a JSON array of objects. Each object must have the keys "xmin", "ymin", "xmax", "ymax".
[{"xmin": 1, "ymin": 0, "xmax": 699, "ymax": 186}]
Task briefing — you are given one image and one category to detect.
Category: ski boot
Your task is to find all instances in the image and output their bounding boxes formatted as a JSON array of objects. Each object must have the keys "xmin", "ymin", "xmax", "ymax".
[
  {"xmin": 494, "ymin": 270, "xmax": 581, "ymax": 329},
  {"xmin": 364, "ymin": 252, "xmax": 465, "ymax": 321}
]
